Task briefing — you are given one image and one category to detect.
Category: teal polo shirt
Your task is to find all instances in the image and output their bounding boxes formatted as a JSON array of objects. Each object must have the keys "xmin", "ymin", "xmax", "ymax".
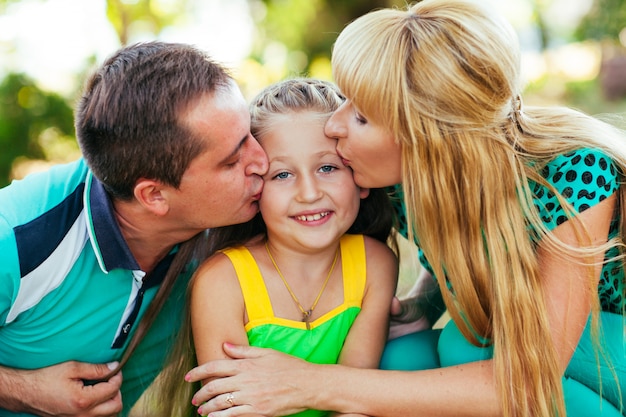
[{"xmin": 0, "ymin": 159, "xmax": 192, "ymax": 416}]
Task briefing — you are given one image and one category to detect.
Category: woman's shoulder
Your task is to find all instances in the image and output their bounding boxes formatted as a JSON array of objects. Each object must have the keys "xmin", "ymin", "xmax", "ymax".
[
  {"xmin": 542, "ymin": 148, "xmax": 616, "ymax": 180},
  {"xmin": 538, "ymin": 147, "xmax": 618, "ymax": 196},
  {"xmin": 532, "ymin": 147, "xmax": 619, "ymax": 228}
]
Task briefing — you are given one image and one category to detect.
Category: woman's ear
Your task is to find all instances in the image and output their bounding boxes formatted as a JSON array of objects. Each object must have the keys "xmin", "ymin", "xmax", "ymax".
[
  {"xmin": 133, "ymin": 179, "xmax": 170, "ymax": 216},
  {"xmin": 359, "ymin": 187, "xmax": 370, "ymax": 199}
]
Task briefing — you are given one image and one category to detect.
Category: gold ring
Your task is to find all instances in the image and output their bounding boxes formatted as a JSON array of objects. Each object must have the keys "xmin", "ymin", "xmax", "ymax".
[{"xmin": 226, "ymin": 393, "xmax": 235, "ymax": 407}]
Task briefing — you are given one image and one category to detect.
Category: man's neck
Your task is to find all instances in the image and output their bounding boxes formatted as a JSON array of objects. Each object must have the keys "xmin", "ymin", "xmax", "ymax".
[{"xmin": 112, "ymin": 200, "xmax": 180, "ymax": 274}]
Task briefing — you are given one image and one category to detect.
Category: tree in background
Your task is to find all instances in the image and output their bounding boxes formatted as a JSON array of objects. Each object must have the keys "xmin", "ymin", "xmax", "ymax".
[
  {"xmin": 237, "ymin": 0, "xmax": 404, "ymax": 95},
  {"xmin": 575, "ymin": 0, "xmax": 626, "ymax": 100},
  {"xmin": 105, "ymin": 0, "xmax": 191, "ymax": 46},
  {"xmin": 0, "ymin": 0, "xmax": 188, "ymax": 186},
  {"xmin": 0, "ymin": 73, "xmax": 75, "ymax": 187},
  {"xmin": 1, "ymin": 0, "xmax": 625, "ymax": 187}
]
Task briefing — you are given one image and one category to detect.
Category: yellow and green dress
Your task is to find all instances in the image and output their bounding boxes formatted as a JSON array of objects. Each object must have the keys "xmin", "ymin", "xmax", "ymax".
[{"xmin": 221, "ymin": 234, "xmax": 367, "ymax": 417}]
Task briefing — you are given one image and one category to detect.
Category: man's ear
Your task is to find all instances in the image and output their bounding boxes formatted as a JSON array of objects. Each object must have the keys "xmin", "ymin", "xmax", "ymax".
[
  {"xmin": 359, "ymin": 187, "xmax": 370, "ymax": 199},
  {"xmin": 133, "ymin": 179, "xmax": 169, "ymax": 216}
]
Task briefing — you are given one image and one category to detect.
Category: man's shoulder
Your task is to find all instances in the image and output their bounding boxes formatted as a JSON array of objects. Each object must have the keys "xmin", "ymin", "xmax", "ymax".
[{"xmin": 0, "ymin": 159, "xmax": 88, "ymax": 228}]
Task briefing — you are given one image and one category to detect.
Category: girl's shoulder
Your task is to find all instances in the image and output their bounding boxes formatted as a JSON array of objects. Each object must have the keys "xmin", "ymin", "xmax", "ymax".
[
  {"xmin": 360, "ymin": 234, "xmax": 397, "ymax": 257},
  {"xmin": 360, "ymin": 234, "xmax": 399, "ymax": 277},
  {"xmin": 193, "ymin": 246, "xmax": 249, "ymax": 285}
]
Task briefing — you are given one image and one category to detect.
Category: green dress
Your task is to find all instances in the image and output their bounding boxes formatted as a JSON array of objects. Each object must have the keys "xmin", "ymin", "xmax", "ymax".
[{"xmin": 221, "ymin": 234, "xmax": 367, "ymax": 417}]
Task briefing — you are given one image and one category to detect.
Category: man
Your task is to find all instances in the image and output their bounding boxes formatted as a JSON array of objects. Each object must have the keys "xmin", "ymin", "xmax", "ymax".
[{"xmin": 0, "ymin": 41, "xmax": 268, "ymax": 416}]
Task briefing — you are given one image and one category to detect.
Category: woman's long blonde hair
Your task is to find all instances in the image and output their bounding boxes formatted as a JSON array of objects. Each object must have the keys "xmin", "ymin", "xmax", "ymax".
[{"xmin": 332, "ymin": 0, "xmax": 626, "ymax": 415}]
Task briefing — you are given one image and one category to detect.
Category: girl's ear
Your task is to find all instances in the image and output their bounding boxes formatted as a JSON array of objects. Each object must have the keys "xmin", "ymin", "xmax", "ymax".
[
  {"xmin": 359, "ymin": 187, "xmax": 370, "ymax": 199},
  {"xmin": 133, "ymin": 179, "xmax": 170, "ymax": 216}
]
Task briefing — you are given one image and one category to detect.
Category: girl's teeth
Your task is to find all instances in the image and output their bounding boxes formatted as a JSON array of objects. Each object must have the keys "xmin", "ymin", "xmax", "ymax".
[{"xmin": 296, "ymin": 212, "xmax": 329, "ymax": 221}]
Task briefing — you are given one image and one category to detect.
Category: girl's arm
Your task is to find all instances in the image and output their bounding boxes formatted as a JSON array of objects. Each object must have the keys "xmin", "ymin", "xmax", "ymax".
[
  {"xmin": 188, "ymin": 195, "xmax": 615, "ymax": 417},
  {"xmin": 339, "ymin": 236, "xmax": 398, "ymax": 368},
  {"xmin": 330, "ymin": 236, "xmax": 398, "ymax": 417},
  {"xmin": 190, "ymin": 252, "xmax": 250, "ymax": 381}
]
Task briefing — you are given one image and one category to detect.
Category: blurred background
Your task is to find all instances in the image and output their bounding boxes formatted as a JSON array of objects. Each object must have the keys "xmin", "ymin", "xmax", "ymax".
[
  {"xmin": 1, "ymin": 1, "xmax": 624, "ymax": 411},
  {"xmin": 1, "ymin": 0, "xmax": 626, "ymax": 190}
]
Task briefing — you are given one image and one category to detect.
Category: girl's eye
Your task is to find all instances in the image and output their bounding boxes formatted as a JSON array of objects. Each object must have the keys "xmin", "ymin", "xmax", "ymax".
[
  {"xmin": 355, "ymin": 112, "xmax": 367, "ymax": 125},
  {"xmin": 273, "ymin": 171, "xmax": 291, "ymax": 180},
  {"xmin": 319, "ymin": 165, "xmax": 336, "ymax": 173}
]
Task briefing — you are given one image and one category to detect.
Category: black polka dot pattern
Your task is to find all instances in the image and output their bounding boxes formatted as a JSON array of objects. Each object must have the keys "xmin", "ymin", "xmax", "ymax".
[
  {"xmin": 531, "ymin": 149, "xmax": 622, "ymax": 313},
  {"xmin": 389, "ymin": 148, "xmax": 624, "ymax": 314}
]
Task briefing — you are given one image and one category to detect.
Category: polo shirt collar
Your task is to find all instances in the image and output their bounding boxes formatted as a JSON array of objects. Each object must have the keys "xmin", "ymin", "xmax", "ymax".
[{"xmin": 84, "ymin": 171, "xmax": 141, "ymax": 274}]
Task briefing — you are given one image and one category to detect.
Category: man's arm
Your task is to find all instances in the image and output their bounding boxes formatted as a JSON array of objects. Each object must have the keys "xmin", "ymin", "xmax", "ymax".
[{"xmin": 0, "ymin": 362, "xmax": 123, "ymax": 417}]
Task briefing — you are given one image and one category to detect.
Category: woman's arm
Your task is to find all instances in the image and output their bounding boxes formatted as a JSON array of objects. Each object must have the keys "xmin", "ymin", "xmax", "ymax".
[{"xmin": 188, "ymin": 195, "xmax": 615, "ymax": 417}]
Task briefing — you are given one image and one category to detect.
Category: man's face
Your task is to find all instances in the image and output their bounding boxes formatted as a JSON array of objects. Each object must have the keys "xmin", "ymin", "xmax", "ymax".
[{"xmin": 166, "ymin": 82, "xmax": 268, "ymax": 231}]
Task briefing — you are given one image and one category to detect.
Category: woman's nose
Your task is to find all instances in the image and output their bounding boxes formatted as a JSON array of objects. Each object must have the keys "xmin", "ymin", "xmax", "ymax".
[{"xmin": 325, "ymin": 104, "xmax": 347, "ymax": 139}]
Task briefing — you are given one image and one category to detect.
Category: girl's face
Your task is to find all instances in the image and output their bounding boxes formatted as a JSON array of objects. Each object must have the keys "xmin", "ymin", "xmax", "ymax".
[
  {"xmin": 325, "ymin": 99, "xmax": 402, "ymax": 188},
  {"xmin": 260, "ymin": 112, "xmax": 369, "ymax": 251}
]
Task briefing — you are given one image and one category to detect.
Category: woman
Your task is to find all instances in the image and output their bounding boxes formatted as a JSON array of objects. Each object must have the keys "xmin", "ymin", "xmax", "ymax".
[{"xmin": 186, "ymin": 1, "xmax": 625, "ymax": 416}]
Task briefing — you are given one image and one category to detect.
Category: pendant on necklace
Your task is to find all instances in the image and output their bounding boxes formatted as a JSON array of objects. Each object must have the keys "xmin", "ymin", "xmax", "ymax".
[{"xmin": 302, "ymin": 310, "xmax": 313, "ymax": 330}]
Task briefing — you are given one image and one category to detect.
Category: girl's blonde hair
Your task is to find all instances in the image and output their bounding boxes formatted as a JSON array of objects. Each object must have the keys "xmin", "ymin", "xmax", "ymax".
[{"xmin": 332, "ymin": 0, "xmax": 625, "ymax": 415}]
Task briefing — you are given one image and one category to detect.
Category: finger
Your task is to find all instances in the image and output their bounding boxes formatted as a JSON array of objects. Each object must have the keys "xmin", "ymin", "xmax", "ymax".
[
  {"xmin": 389, "ymin": 296, "xmax": 402, "ymax": 316},
  {"xmin": 197, "ymin": 391, "xmax": 250, "ymax": 416},
  {"xmin": 84, "ymin": 389, "xmax": 123, "ymax": 417},
  {"xmin": 191, "ymin": 375, "xmax": 236, "ymax": 408},
  {"xmin": 221, "ymin": 342, "xmax": 269, "ymax": 359},
  {"xmin": 184, "ymin": 344, "xmax": 270, "ymax": 383},
  {"xmin": 77, "ymin": 361, "xmax": 119, "ymax": 385},
  {"xmin": 185, "ymin": 358, "xmax": 238, "ymax": 384},
  {"xmin": 81, "ymin": 370, "xmax": 123, "ymax": 403}
]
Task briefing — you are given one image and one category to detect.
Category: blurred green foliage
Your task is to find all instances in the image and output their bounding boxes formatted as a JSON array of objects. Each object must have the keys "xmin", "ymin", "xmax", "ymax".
[
  {"xmin": 575, "ymin": 0, "xmax": 626, "ymax": 42},
  {"xmin": 0, "ymin": 73, "xmax": 76, "ymax": 187},
  {"xmin": 1, "ymin": 0, "xmax": 625, "ymax": 188}
]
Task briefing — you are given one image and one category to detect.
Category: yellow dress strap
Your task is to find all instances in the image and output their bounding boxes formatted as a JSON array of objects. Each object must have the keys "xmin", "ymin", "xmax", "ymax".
[
  {"xmin": 221, "ymin": 235, "xmax": 367, "ymax": 326},
  {"xmin": 339, "ymin": 234, "xmax": 366, "ymax": 307},
  {"xmin": 220, "ymin": 247, "xmax": 273, "ymax": 323}
]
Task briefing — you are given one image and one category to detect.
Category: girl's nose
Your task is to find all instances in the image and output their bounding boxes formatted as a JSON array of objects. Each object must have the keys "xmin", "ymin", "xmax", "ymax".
[{"xmin": 296, "ymin": 175, "xmax": 323, "ymax": 203}]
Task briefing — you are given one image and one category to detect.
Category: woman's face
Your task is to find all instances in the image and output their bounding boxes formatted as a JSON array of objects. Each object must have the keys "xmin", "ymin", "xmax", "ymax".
[{"xmin": 324, "ymin": 99, "xmax": 402, "ymax": 188}]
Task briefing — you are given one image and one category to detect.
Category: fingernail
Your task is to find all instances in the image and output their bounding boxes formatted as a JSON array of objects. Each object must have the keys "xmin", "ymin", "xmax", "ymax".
[
  {"xmin": 107, "ymin": 361, "xmax": 119, "ymax": 371},
  {"xmin": 185, "ymin": 373, "xmax": 191, "ymax": 381}
]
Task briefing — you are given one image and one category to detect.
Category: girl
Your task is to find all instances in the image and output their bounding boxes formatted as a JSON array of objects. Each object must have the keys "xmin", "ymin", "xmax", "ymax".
[{"xmin": 155, "ymin": 78, "xmax": 398, "ymax": 417}]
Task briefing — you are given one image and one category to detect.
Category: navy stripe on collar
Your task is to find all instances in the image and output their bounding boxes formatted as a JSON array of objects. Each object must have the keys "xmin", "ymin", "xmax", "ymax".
[{"xmin": 87, "ymin": 174, "xmax": 140, "ymax": 273}]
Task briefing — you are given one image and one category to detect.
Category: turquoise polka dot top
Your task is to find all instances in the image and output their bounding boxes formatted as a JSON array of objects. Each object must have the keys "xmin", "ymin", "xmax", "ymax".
[{"xmin": 390, "ymin": 148, "xmax": 624, "ymax": 315}]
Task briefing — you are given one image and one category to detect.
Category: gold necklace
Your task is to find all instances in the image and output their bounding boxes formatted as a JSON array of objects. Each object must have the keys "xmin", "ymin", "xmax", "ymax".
[{"xmin": 265, "ymin": 241, "xmax": 339, "ymax": 330}]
